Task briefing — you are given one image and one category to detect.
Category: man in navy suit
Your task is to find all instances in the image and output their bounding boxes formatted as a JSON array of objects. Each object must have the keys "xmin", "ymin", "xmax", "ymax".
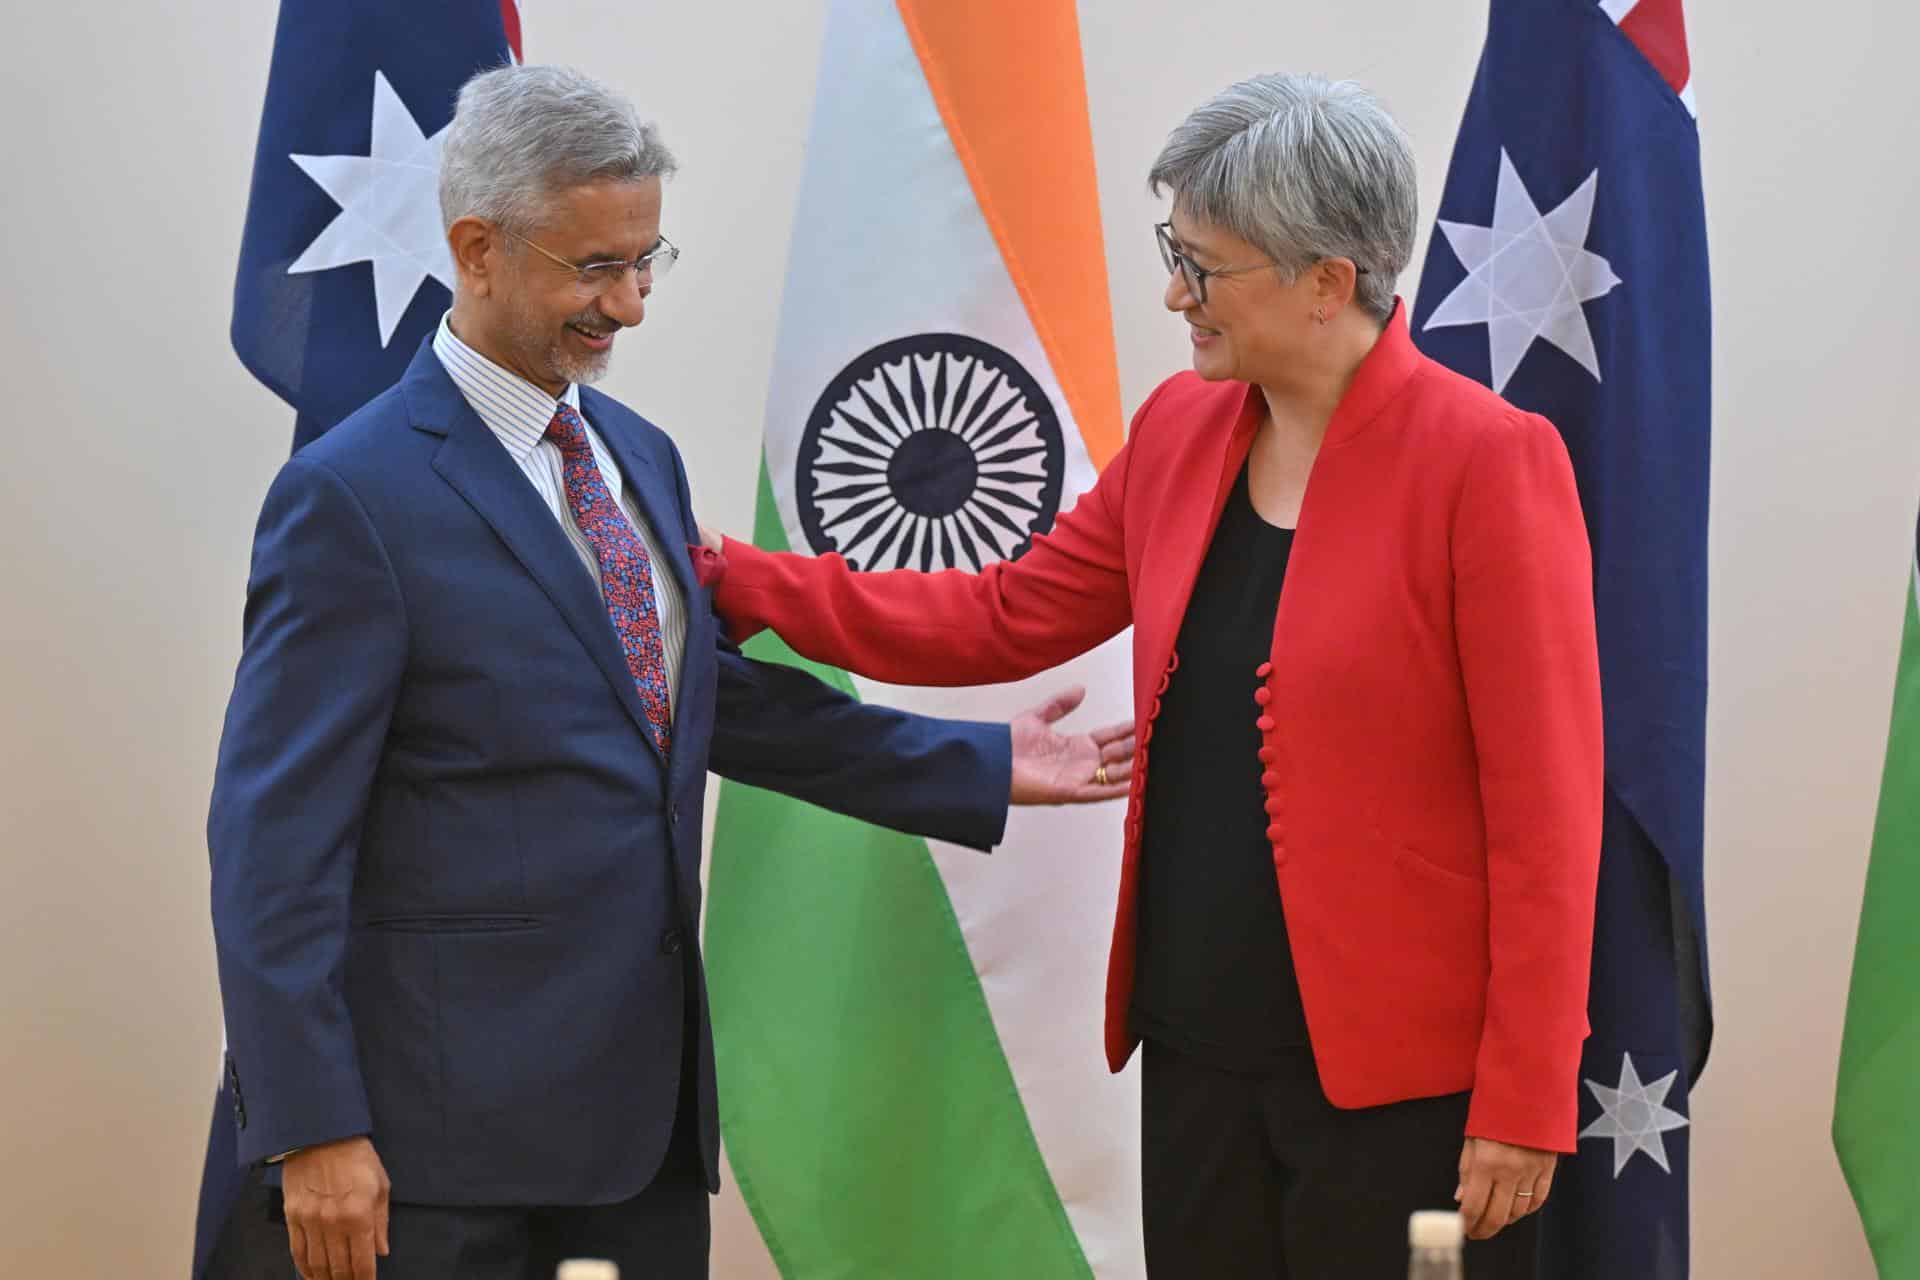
[{"xmin": 207, "ymin": 63, "xmax": 1132, "ymax": 1280}]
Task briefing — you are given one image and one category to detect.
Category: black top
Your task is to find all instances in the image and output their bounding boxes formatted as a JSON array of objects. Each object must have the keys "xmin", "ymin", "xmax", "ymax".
[{"xmin": 1129, "ymin": 463, "xmax": 1309, "ymax": 1069}]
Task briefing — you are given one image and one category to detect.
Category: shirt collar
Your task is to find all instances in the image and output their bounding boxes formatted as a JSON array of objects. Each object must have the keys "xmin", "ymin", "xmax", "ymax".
[{"xmin": 432, "ymin": 311, "xmax": 582, "ymax": 464}]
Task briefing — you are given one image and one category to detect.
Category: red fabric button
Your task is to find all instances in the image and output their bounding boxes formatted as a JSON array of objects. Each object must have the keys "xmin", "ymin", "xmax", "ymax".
[
  {"xmin": 1260, "ymin": 770, "xmax": 1278, "ymax": 787},
  {"xmin": 1266, "ymin": 823, "xmax": 1284, "ymax": 841},
  {"xmin": 1265, "ymin": 799, "xmax": 1283, "ymax": 818},
  {"xmin": 1256, "ymin": 661, "xmax": 1273, "ymax": 678},
  {"xmin": 1258, "ymin": 748, "xmax": 1276, "ymax": 764},
  {"xmin": 1254, "ymin": 688, "xmax": 1272, "ymax": 706},
  {"xmin": 1257, "ymin": 716, "xmax": 1275, "ymax": 732}
]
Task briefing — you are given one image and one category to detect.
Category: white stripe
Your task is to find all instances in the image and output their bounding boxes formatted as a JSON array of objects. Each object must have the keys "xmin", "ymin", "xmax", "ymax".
[
  {"xmin": 432, "ymin": 313, "xmax": 685, "ymax": 718},
  {"xmin": 1679, "ymin": 79, "xmax": 1699, "ymax": 117},
  {"xmin": 1600, "ymin": 0, "xmax": 1640, "ymax": 23}
]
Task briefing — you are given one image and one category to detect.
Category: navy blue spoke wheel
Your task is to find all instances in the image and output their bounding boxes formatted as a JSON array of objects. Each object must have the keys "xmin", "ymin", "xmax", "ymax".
[{"xmin": 795, "ymin": 334, "xmax": 1066, "ymax": 572}]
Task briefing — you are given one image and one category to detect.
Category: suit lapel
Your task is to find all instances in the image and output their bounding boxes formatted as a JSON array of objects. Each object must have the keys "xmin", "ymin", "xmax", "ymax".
[
  {"xmin": 404, "ymin": 347, "xmax": 667, "ymax": 765},
  {"xmin": 1144, "ymin": 383, "xmax": 1265, "ymax": 675},
  {"xmin": 581, "ymin": 389, "xmax": 708, "ymax": 781},
  {"xmin": 582, "ymin": 394, "xmax": 696, "ymax": 616}
]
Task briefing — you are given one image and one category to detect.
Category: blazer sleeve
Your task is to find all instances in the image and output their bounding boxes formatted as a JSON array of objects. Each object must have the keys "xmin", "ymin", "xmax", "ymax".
[
  {"xmin": 1451, "ymin": 414, "xmax": 1605, "ymax": 1153},
  {"xmin": 709, "ymin": 650, "xmax": 1011, "ymax": 852},
  {"xmin": 207, "ymin": 456, "xmax": 407, "ymax": 1167},
  {"xmin": 710, "ymin": 392, "xmax": 1154, "ymax": 688}
]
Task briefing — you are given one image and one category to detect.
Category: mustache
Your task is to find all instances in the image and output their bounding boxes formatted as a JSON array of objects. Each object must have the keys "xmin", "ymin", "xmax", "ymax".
[{"xmin": 565, "ymin": 310, "xmax": 621, "ymax": 337}]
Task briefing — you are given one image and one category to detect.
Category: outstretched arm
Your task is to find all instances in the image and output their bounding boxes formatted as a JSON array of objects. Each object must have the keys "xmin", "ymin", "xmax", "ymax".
[
  {"xmin": 711, "ymin": 650, "xmax": 1132, "ymax": 852},
  {"xmin": 705, "ymin": 397, "xmax": 1160, "ymax": 688}
]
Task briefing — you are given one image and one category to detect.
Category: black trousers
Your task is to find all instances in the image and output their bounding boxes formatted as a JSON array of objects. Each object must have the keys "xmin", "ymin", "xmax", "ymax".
[
  {"xmin": 208, "ymin": 1008, "xmax": 709, "ymax": 1280},
  {"xmin": 207, "ymin": 1115, "xmax": 706, "ymax": 1280},
  {"xmin": 1142, "ymin": 1040, "xmax": 1539, "ymax": 1280}
]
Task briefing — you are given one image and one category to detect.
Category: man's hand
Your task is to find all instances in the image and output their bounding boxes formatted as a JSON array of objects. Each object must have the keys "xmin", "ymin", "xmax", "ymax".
[
  {"xmin": 1010, "ymin": 685, "xmax": 1134, "ymax": 805},
  {"xmin": 282, "ymin": 1136, "xmax": 391, "ymax": 1280},
  {"xmin": 1455, "ymin": 1136, "xmax": 1557, "ymax": 1240}
]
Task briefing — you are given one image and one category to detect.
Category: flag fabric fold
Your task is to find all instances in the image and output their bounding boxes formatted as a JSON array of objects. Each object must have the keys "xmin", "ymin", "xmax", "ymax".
[
  {"xmin": 1834, "ymin": 515, "xmax": 1920, "ymax": 1277},
  {"xmin": 704, "ymin": 1, "xmax": 1140, "ymax": 1275},
  {"xmin": 229, "ymin": 0, "xmax": 517, "ymax": 450},
  {"xmin": 1411, "ymin": 2, "xmax": 1711, "ymax": 1275}
]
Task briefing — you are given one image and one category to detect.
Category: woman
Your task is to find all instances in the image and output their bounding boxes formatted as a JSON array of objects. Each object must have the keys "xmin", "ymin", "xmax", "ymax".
[{"xmin": 701, "ymin": 74, "xmax": 1601, "ymax": 1278}]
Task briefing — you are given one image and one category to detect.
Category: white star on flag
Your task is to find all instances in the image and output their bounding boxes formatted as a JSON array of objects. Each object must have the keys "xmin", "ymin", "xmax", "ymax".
[
  {"xmin": 1424, "ymin": 149, "xmax": 1622, "ymax": 393},
  {"xmin": 288, "ymin": 71, "xmax": 455, "ymax": 347},
  {"xmin": 1578, "ymin": 1052, "xmax": 1690, "ymax": 1177}
]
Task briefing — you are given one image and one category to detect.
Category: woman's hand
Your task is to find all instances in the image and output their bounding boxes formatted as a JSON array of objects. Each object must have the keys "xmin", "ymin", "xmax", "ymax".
[
  {"xmin": 1455, "ymin": 1136, "xmax": 1557, "ymax": 1240},
  {"xmin": 696, "ymin": 521, "xmax": 725, "ymax": 556}
]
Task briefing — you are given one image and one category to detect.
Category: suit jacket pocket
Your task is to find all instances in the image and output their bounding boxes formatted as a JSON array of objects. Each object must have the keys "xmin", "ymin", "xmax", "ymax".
[{"xmin": 360, "ymin": 913, "xmax": 546, "ymax": 934}]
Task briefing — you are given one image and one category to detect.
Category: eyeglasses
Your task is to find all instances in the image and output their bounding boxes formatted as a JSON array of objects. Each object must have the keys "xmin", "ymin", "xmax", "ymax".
[
  {"xmin": 1154, "ymin": 221, "xmax": 1366, "ymax": 305},
  {"xmin": 1155, "ymin": 221, "xmax": 1273, "ymax": 305},
  {"xmin": 502, "ymin": 228, "xmax": 680, "ymax": 295}
]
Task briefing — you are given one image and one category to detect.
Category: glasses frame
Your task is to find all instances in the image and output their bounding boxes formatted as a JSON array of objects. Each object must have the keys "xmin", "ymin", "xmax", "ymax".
[
  {"xmin": 1154, "ymin": 221, "xmax": 1274, "ymax": 305},
  {"xmin": 1154, "ymin": 221, "xmax": 1366, "ymax": 305},
  {"xmin": 502, "ymin": 227, "xmax": 680, "ymax": 294}
]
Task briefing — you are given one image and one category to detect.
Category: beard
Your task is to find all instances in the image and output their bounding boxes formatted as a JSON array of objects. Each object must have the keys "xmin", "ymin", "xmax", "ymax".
[{"xmin": 507, "ymin": 295, "xmax": 616, "ymax": 387}]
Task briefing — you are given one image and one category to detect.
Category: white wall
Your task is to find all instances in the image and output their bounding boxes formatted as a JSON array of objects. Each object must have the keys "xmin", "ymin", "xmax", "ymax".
[{"xmin": 1, "ymin": 2, "xmax": 1912, "ymax": 1276}]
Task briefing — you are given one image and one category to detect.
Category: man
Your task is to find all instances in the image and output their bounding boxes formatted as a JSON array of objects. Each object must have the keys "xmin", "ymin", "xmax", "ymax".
[{"xmin": 208, "ymin": 63, "xmax": 1132, "ymax": 1280}]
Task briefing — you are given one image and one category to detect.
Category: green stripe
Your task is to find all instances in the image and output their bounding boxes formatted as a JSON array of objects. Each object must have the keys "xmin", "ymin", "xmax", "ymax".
[
  {"xmin": 705, "ymin": 463, "xmax": 1092, "ymax": 1279},
  {"xmin": 1835, "ymin": 566, "xmax": 1920, "ymax": 1277}
]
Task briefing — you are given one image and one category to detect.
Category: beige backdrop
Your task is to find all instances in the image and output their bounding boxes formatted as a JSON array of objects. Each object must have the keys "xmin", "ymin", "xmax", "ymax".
[{"xmin": 2, "ymin": 1, "xmax": 1914, "ymax": 1276}]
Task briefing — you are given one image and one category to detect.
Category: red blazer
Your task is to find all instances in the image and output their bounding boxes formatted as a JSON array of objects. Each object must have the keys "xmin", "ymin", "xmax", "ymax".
[{"xmin": 713, "ymin": 309, "xmax": 1603, "ymax": 1152}]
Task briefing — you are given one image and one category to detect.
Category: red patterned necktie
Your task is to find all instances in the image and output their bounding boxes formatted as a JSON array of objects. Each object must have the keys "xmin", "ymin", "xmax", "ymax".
[{"xmin": 545, "ymin": 404, "xmax": 673, "ymax": 756}]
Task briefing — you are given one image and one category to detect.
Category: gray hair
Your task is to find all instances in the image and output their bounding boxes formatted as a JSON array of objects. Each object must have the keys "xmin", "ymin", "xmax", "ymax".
[
  {"xmin": 439, "ymin": 64, "xmax": 677, "ymax": 234},
  {"xmin": 1149, "ymin": 74, "xmax": 1416, "ymax": 322}
]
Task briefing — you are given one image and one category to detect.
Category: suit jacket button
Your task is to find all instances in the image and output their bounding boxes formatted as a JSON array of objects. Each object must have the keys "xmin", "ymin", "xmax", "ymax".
[
  {"xmin": 661, "ymin": 929, "xmax": 683, "ymax": 955},
  {"xmin": 1265, "ymin": 823, "xmax": 1284, "ymax": 842},
  {"xmin": 1254, "ymin": 688, "xmax": 1271, "ymax": 706},
  {"xmin": 1256, "ymin": 661, "xmax": 1273, "ymax": 678},
  {"xmin": 1256, "ymin": 716, "xmax": 1275, "ymax": 732},
  {"xmin": 669, "ymin": 803, "xmax": 681, "ymax": 827}
]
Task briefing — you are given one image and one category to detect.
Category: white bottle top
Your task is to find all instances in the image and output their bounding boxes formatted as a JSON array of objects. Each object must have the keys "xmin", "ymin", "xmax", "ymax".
[
  {"xmin": 1409, "ymin": 1210, "xmax": 1465, "ymax": 1250},
  {"xmin": 555, "ymin": 1262, "xmax": 619, "ymax": 1280}
]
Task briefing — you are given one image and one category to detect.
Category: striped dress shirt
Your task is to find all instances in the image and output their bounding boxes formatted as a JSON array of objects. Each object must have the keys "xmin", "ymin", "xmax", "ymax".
[{"xmin": 432, "ymin": 313, "xmax": 686, "ymax": 719}]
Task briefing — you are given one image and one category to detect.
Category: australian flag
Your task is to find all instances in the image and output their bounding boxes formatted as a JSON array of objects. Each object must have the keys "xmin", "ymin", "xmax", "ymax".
[
  {"xmin": 1411, "ymin": 1, "xmax": 1711, "ymax": 1275},
  {"xmin": 196, "ymin": 3, "xmax": 519, "ymax": 1275},
  {"xmin": 228, "ymin": 0, "xmax": 521, "ymax": 453}
]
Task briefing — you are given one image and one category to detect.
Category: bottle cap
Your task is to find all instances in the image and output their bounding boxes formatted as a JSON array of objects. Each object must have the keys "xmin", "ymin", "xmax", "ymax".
[
  {"xmin": 556, "ymin": 1262, "xmax": 619, "ymax": 1280},
  {"xmin": 1409, "ymin": 1210, "xmax": 1464, "ymax": 1250}
]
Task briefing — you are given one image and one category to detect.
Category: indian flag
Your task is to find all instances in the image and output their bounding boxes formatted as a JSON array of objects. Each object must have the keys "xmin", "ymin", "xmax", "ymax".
[
  {"xmin": 1834, "ymin": 510, "xmax": 1920, "ymax": 1277},
  {"xmin": 703, "ymin": 0, "xmax": 1139, "ymax": 1275}
]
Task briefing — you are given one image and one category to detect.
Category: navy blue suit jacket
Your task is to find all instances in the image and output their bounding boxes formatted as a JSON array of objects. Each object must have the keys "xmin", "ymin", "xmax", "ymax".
[{"xmin": 208, "ymin": 338, "xmax": 1010, "ymax": 1206}]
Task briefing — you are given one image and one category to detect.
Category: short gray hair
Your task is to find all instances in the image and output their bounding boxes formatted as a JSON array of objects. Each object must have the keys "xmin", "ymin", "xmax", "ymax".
[
  {"xmin": 439, "ymin": 64, "xmax": 677, "ymax": 234},
  {"xmin": 1149, "ymin": 74, "xmax": 1416, "ymax": 322}
]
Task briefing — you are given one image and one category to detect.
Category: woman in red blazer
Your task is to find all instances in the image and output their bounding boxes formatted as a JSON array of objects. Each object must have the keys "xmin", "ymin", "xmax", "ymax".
[{"xmin": 705, "ymin": 74, "xmax": 1601, "ymax": 1278}]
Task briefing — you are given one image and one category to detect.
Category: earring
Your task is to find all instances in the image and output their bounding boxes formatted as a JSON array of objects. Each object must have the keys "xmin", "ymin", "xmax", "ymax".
[{"xmin": 1313, "ymin": 308, "xmax": 1328, "ymax": 325}]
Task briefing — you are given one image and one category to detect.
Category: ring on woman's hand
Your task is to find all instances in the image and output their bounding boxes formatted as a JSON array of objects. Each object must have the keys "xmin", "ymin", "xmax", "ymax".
[
  {"xmin": 1094, "ymin": 764, "xmax": 1109, "ymax": 786},
  {"xmin": 1515, "ymin": 1191, "xmax": 1534, "ymax": 1198}
]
